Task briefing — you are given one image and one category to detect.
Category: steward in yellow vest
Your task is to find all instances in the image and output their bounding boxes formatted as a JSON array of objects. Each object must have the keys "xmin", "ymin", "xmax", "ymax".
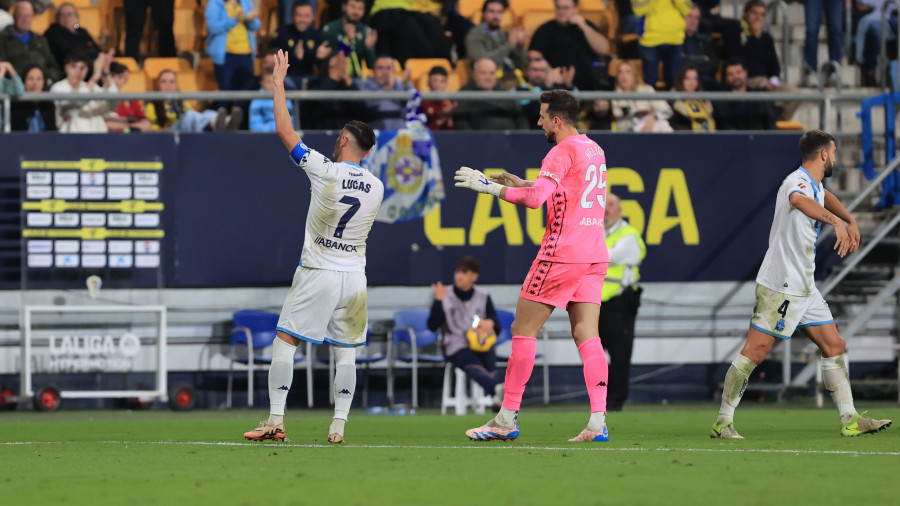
[{"xmin": 599, "ymin": 193, "xmax": 646, "ymax": 410}]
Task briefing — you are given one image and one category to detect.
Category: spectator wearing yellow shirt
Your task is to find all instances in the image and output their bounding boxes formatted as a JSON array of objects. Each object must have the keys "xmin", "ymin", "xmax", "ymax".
[
  {"xmin": 205, "ymin": 0, "xmax": 261, "ymax": 90},
  {"xmin": 631, "ymin": 0, "xmax": 692, "ymax": 90}
]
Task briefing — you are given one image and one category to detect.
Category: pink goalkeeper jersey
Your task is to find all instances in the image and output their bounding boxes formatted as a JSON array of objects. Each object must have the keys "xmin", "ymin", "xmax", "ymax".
[{"xmin": 535, "ymin": 134, "xmax": 609, "ymax": 264}]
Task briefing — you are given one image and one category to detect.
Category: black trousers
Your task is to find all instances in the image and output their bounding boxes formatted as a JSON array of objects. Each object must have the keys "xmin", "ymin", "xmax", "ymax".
[
  {"xmin": 447, "ymin": 348, "xmax": 500, "ymax": 394},
  {"xmin": 369, "ymin": 10, "xmax": 451, "ymax": 64},
  {"xmin": 124, "ymin": 0, "xmax": 176, "ymax": 59},
  {"xmin": 598, "ymin": 286, "xmax": 642, "ymax": 411}
]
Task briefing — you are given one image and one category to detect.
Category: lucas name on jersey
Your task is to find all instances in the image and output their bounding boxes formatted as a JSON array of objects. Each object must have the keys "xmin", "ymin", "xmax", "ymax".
[{"xmin": 342, "ymin": 179, "xmax": 372, "ymax": 193}]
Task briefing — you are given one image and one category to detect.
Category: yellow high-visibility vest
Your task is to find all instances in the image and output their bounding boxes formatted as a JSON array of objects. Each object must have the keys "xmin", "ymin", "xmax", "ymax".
[{"xmin": 602, "ymin": 223, "xmax": 646, "ymax": 302}]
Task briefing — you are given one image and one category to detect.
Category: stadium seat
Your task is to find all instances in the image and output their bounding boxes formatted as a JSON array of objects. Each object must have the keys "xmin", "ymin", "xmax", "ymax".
[
  {"xmin": 457, "ymin": 0, "xmax": 484, "ymax": 20},
  {"xmin": 388, "ymin": 309, "xmax": 443, "ymax": 409},
  {"xmin": 196, "ymin": 57, "xmax": 218, "ymax": 90},
  {"xmin": 30, "ymin": 8, "xmax": 54, "ymax": 34},
  {"xmin": 143, "ymin": 57, "xmax": 192, "ymax": 83},
  {"xmin": 776, "ymin": 121, "xmax": 805, "ymax": 131},
  {"xmin": 510, "ymin": 0, "xmax": 555, "ymax": 16},
  {"xmin": 68, "ymin": 0, "xmax": 94, "ymax": 7},
  {"xmin": 78, "ymin": 7, "xmax": 104, "ymax": 42},
  {"xmin": 417, "ymin": 72, "xmax": 461, "ymax": 92},
  {"xmin": 173, "ymin": 6, "xmax": 201, "ymax": 53},
  {"xmin": 118, "ymin": 69, "xmax": 147, "ymax": 92},
  {"xmin": 404, "ymin": 58, "xmax": 452, "ymax": 87},
  {"xmin": 113, "ymin": 57, "xmax": 140, "ymax": 71},
  {"xmin": 226, "ymin": 310, "xmax": 313, "ymax": 409}
]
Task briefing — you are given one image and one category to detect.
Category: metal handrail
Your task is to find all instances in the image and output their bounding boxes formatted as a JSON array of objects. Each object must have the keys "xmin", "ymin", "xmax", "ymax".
[
  {"xmin": 879, "ymin": 0, "xmax": 900, "ymax": 92},
  {"xmin": 818, "ymin": 155, "xmax": 900, "ymax": 244},
  {"xmin": 819, "ymin": 211, "xmax": 900, "ymax": 296}
]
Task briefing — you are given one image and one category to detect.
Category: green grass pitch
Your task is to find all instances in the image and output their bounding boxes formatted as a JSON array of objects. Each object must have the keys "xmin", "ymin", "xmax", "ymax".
[{"xmin": 1, "ymin": 402, "xmax": 897, "ymax": 505}]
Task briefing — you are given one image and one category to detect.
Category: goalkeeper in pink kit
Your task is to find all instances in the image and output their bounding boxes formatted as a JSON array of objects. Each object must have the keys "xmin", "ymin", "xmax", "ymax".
[{"xmin": 454, "ymin": 90, "xmax": 611, "ymax": 442}]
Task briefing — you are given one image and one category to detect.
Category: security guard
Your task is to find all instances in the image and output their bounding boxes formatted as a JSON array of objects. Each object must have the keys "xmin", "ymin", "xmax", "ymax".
[{"xmin": 599, "ymin": 193, "xmax": 646, "ymax": 411}]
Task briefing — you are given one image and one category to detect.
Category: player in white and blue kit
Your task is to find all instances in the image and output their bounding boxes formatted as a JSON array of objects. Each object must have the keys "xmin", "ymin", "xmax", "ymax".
[
  {"xmin": 711, "ymin": 130, "xmax": 892, "ymax": 439},
  {"xmin": 244, "ymin": 50, "xmax": 384, "ymax": 444}
]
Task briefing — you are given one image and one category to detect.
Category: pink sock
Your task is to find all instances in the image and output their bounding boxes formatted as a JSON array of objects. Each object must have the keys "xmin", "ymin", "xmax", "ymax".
[
  {"xmin": 502, "ymin": 336, "xmax": 537, "ymax": 411},
  {"xmin": 578, "ymin": 337, "xmax": 608, "ymax": 413}
]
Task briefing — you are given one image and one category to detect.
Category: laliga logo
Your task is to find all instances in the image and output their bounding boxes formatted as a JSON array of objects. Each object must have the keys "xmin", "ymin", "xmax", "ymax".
[{"xmin": 49, "ymin": 332, "xmax": 142, "ymax": 357}]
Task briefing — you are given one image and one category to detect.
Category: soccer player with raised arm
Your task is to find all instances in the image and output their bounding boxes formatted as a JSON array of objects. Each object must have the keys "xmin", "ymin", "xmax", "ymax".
[
  {"xmin": 243, "ymin": 50, "xmax": 384, "ymax": 444},
  {"xmin": 454, "ymin": 90, "xmax": 612, "ymax": 442},
  {"xmin": 711, "ymin": 130, "xmax": 892, "ymax": 439}
]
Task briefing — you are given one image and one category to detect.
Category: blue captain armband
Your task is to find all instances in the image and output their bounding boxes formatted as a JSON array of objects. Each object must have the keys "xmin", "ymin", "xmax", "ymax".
[{"xmin": 289, "ymin": 141, "xmax": 310, "ymax": 165}]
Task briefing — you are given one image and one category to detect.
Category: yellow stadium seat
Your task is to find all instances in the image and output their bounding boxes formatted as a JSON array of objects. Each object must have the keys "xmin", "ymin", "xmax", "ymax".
[
  {"xmin": 510, "ymin": 0, "xmax": 555, "ymax": 17},
  {"xmin": 404, "ymin": 58, "xmax": 452, "ymax": 86},
  {"xmin": 520, "ymin": 9, "xmax": 555, "ymax": 32},
  {"xmin": 113, "ymin": 57, "xmax": 140, "ymax": 71},
  {"xmin": 776, "ymin": 121, "xmax": 804, "ymax": 131},
  {"xmin": 175, "ymin": 70, "xmax": 201, "ymax": 91},
  {"xmin": 77, "ymin": 7, "xmax": 104, "ymax": 41},
  {"xmin": 417, "ymin": 72, "xmax": 461, "ymax": 92},
  {"xmin": 457, "ymin": 0, "xmax": 484, "ymax": 20},
  {"xmin": 143, "ymin": 57, "xmax": 192, "ymax": 79},
  {"xmin": 173, "ymin": 7, "xmax": 201, "ymax": 53},
  {"xmin": 119, "ymin": 69, "xmax": 148, "ymax": 92},
  {"xmin": 196, "ymin": 57, "xmax": 218, "ymax": 90},
  {"xmin": 30, "ymin": 8, "xmax": 54, "ymax": 34}
]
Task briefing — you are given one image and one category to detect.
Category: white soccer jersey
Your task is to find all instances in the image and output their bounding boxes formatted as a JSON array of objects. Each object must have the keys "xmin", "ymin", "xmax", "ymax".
[
  {"xmin": 290, "ymin": 141, "xmax": 384, "ymax": 272},
  {"xmin": 756, "ymin": 167, "xmax": 825, "ymax": 296}
]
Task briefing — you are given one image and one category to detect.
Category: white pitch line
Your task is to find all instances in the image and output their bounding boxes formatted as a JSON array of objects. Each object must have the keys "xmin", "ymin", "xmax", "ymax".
[
  {"xmin": 5, "ymin": 441, "xmax": 899, "ymax": 456},
  {"xmin": 74, "ymin": 441, "xmax": 900, "ymax": 456}
]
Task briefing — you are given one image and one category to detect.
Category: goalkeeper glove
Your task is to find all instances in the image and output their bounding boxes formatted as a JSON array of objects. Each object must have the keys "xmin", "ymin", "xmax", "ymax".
[{"xmin": 454, "ymin": 166, "xmax": 502, "ymax": 197}]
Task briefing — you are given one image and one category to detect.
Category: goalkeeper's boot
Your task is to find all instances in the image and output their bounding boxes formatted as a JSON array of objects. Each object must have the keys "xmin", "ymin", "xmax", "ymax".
[
  {"xmin": 466, "ymin": 419, "xmax": 519, "ymax": 441},
  {"xmin": 840, "ymin": 413, "xmax": 892, "ymax": 437},
  {"xmin": 243, "ymin": 420, "xmax": 285, "ymax": 441},
  {"xmin": 568, "ymin": 426, "xmax": 609, "ymax": 442},
  {"xmin": 710, "ymin": 422, "xmax": 744, "ymax": 439}
]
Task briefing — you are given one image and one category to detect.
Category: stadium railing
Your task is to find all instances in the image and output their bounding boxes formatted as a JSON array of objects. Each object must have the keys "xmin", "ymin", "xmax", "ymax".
[{"xmin": 0, "ymin": 89, "xmax": 879, "ymax": 134}]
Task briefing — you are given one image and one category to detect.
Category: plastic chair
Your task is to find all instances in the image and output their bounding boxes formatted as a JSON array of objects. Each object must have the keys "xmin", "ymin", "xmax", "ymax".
[
  {"xmin": 387, "ymin": 309, "xmax": 443, "ymax": 409},
  {"xmin": 321, "ymin": 330, "xmax": 387, "ymax": 408},
  {"xmin": 226, "ymin": 310, "xmax": 313, "ymax": 409},
  {"xmin": 403, "ymin": 58, "xmax": 452, "ymax": 87}
]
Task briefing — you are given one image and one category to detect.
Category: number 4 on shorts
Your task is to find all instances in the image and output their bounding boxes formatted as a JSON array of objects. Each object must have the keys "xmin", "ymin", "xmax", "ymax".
[{"xmin": 777, "ymin": 300, "xmax": 790, "ymax": 317}]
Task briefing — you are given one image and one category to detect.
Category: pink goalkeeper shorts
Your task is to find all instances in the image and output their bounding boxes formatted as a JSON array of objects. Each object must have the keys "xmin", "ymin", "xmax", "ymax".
[{"xmin": 520, "ymin": 259, "xmax": 608, "ymax": 309}]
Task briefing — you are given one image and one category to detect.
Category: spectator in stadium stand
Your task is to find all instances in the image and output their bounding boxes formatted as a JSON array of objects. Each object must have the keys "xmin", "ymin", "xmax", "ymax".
[
  {"xmin": 610, "ymin": 59, "xmax": 672, "ymax": 132},
  {"xmin": 271, "ymin": 0, "xmax": 331, "ymax": 89},
  {"xmin": 356, "ymin": 54, "xmax": 413, "ymax": 130},
  {"xmin": 366, "ymin": 0, "xmax": 451, "ymax": 64},
  {"xmin": 528, "ymin": 0, "xmax": 611, "ymax": 90},
  {"xmin": 577, "ymin": 98, "xmax": 613, "ymax": 131},
  {"xmin": 249, "ymin": 66, "xmax": 296, "ymax": 132},
  {"xmin": 278, "ymin": 0, "xmax": 317, "ymax": 28},
  {"xmin": 321, "ymin": 0, "xmax": 376, "ymax": 79},
  {"xmin": 464, "ymin": 0, "xmax": 528, "ymax": 72},
  {"xmin": 631, "ymin": 0, "xmax": 692, "ymax": 91},
  {"xmin": 722, "ymin": 0, "xmax": 798, "ymax": 120},
  {"xmin": 146, "ymin": 69, "xmax": 241, "ymax": 131},
  {"xmin": 105, "ymin": 61, "xmax": 152, "ymax": 133},
  {"xmin": 237, "ymin": 49, "xmax": 295, "ymax": 129},
  {"xmin": 0, "ymin": 1, "xmax": 60, "ymax": 81},
  {"xmin": 669, "ymin": 62, "xmax": 715, "ymax": 132},
  {"xmin": 309, "ymin": 51, "xmax": 367, "ymax": 129},
  {"xmin": 44, "ymin": 3, "xmax": 100, "ymax": 71},
  {"xmin": 855, "ymin": 0, "xmax": 898, "ymax": 87},
  {"xmin": 802, "ymin": 0, "xmax": 843, "ymax": 85},
  {"xmin": 10, "ymin": 63, "xmax": 56, "ymax": 131},
  {"xmin": 516, "ymin": 57, "xmax": 576, "ymax": 129},
  {"xmin": 713, "ymin": 57, "xmax": 778, "ymax": 131},
  {"xmin": 0, "ymin": 60, "xmax": 24, "ymax": 131},
  {"xmin": 205, "ymin": 0, "xmax": 261, "ymax": 91},
  {"xmin": 124, "ymin": 0, "xmax": 176, "ymax": 60},
  {"xmin": 49, "ymin": 48, "xmax": 116, "ymax": 132},
  {"xmin": 420, "ymin": 65, "xmax": 456, "ymax": 130},
  {"xmin": 681, "ymin": 5, "xmax": 718, "ymax": 89},
  {"xmin": 453, "ymin": 57, "xmax": 527, "ymax": 130}
]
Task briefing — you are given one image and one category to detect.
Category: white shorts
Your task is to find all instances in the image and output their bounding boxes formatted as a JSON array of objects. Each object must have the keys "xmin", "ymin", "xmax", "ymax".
[
  {"xmin": 749, "ymin": 283, "xmax": 834, "ymax": 340},
  {"xmin": 276, "ymin": 266, "xmax": 368, "ymax": 348}
]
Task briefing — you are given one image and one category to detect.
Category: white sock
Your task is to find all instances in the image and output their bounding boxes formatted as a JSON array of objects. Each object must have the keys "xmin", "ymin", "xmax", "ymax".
[
  {"xmin": 494, "ymin": 407, "xmax": 517, "ymax": 429},
  {"xmin": 717, "ymin": 354, "xmax": 757, "ymax": 425},
  {"xmin": 822, "ymin": 354, "xmax": 857, "ymax": 424},
  {"xmin": 329, "ymin": 418, "xmax": 346, "ymax": 436},
  {"xmin": 267, "ymin": 338, "xmax": 297, "ymax": 424},
  {"xmin": 587, "ymin": 411, "xmax": 606, "ymax": 432},
  {"xmin": 332, "ymin": 346, "xmax": 357, "ymax": 425}
]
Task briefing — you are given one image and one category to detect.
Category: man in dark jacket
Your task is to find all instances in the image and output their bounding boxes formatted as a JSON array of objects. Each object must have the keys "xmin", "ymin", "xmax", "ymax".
[
  {"xmin": 271, "ymin": 0, "xmax": 330, "ymax": 89},
  {"xmin": 454, "ymin": 58, "xmax": 527, "ymax": 130},
  {"xmin": 714, "ymin": 58, "xmax": 778, "ymax": 130},
  {"xmin": 0, "ymin": 1, "xmax": 60, "ymax": 81}
]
